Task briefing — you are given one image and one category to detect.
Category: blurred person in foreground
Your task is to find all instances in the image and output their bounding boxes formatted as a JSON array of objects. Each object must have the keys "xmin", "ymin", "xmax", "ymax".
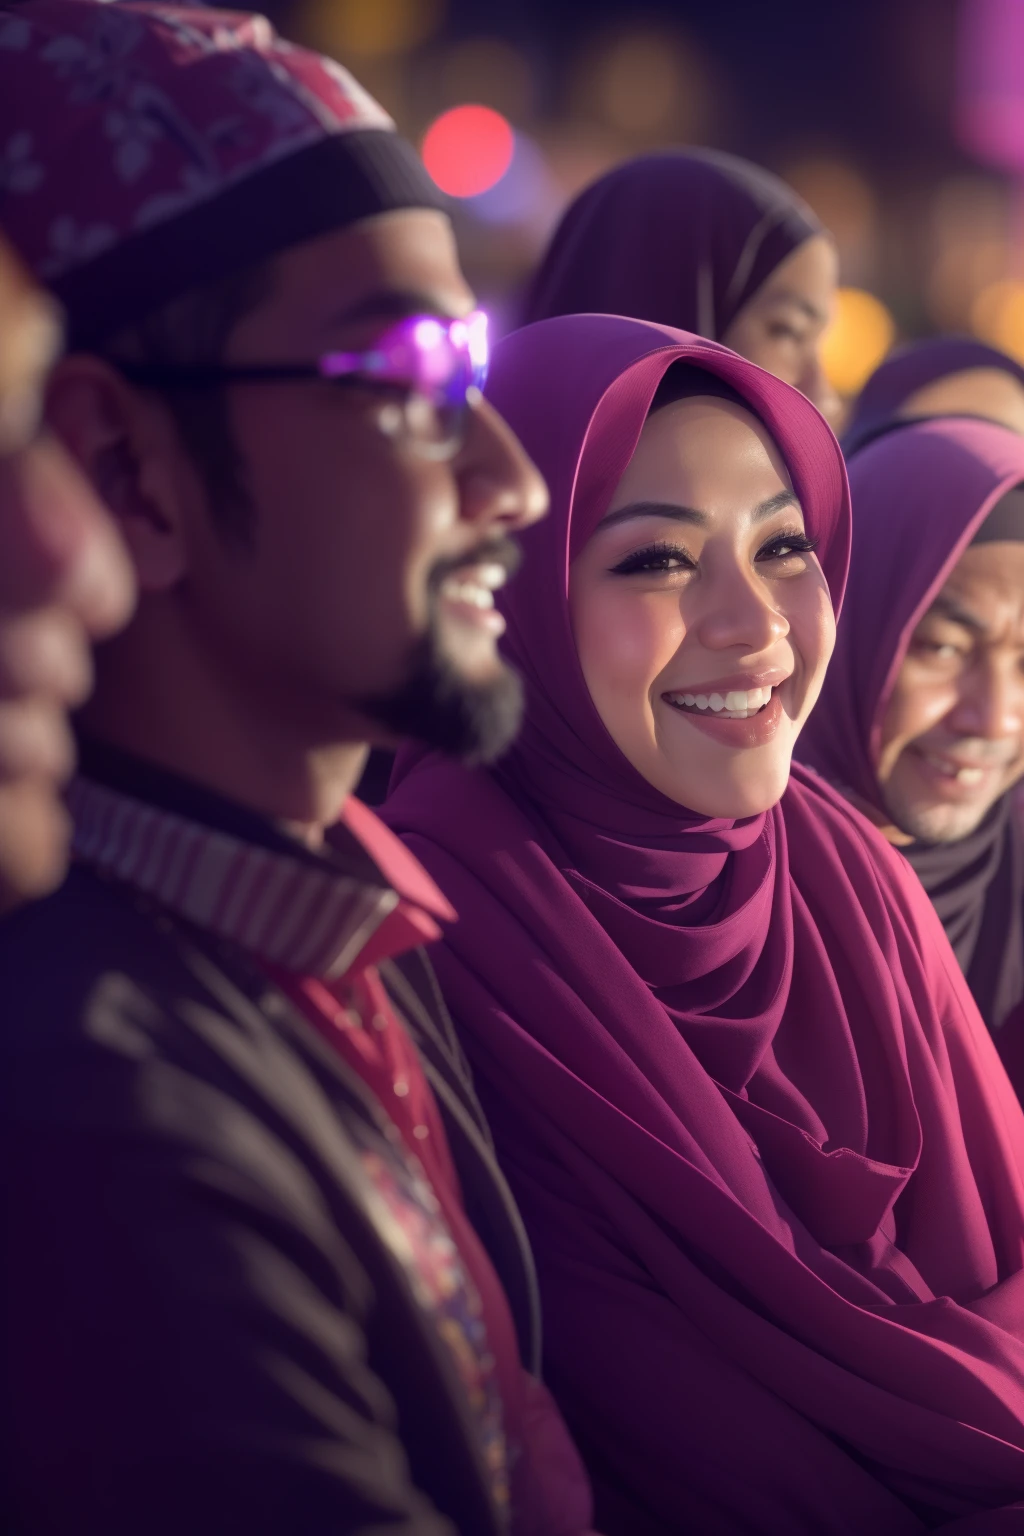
[
  {"xmin": 799, "ymin": 416, "xmax": 1024, "ymax": 1099},
  {"xmin": 522, "ymin": 149, "xmax": 842, "ymax": 426},
  {"xmin": 844, "ymin": 337, "xmax": 1024, "ymax": 454},
  {"xmin": 0, "ymin": 4, "xmax": 594, "ymax": 1533},
  {"xmin": 0, "ymin": 236, "xmax": 133, "ymax": 911}
]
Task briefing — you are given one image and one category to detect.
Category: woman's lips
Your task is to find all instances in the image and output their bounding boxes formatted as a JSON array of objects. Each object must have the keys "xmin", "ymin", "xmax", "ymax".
[{"xmin": 662, "ymin": 685, "xmax": 784, "ymax": 747}]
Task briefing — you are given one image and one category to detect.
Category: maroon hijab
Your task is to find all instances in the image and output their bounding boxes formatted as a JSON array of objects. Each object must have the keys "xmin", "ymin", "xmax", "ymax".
[
  {"xmin": 521, "ymin": 150, "xmax": 821, "ymax": 339},
  {"xmin": 844, "ymin": 338, "xmax": 1024, "ymax": 455},
  {"xmin": 386, "ymin": 318, "xmax": 1024, "ymax": 1533},
  {"xmin": 799, "ymin": 418, "xmax": 1024, "ymax": 1048}
]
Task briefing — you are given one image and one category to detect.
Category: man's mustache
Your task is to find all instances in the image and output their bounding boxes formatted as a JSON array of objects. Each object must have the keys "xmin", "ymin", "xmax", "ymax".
[{"xmin": 428, "ymin": 536, "xmax": 523, "ymax": 593}]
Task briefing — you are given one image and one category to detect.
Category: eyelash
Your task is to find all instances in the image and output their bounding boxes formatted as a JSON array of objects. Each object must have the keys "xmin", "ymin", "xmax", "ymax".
[{"xmin": 609, "ymin": 529, "xmax": 819, "ymax": 576}]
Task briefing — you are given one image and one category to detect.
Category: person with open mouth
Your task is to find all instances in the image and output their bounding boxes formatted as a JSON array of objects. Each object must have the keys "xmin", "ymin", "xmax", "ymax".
[
  {"xmin": 386, "ymin": 314, "xmax": 1024, "ymax": 1534},
  {"xmin": 799, "ymin": 415, "xmax": 1024, "ymax": 1100}
]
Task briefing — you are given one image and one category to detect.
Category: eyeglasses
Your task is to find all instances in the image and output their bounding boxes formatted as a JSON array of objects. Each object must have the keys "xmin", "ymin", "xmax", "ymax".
[{"xmin": 113, "ymin": 310, "xmax": 490, "ymax": 460}]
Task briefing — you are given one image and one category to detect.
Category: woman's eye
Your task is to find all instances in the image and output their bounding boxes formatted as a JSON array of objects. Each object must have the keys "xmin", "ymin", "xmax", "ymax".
[
  {"xmin": 756, "ymin": 532, "xmax": 818, "ymax": 564},
  {"xmin": 610, "ymin": 543, "xmax": 694, "ymax": 575},
  {"xmin": 767, "ymin": 322, "xmax": 804, "ymax": 344}
]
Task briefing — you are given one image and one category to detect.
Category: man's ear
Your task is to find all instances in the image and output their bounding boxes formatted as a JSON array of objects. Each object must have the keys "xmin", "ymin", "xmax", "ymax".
[{"xmin": 45, "ymin": 356, "xmax": 189, "ymax": 592}]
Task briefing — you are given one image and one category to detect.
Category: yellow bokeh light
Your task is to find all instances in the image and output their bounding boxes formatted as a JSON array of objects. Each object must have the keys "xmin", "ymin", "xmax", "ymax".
[
  {"xmin": 295, "ymin": 0, "xmax": 444, "ymax": 61},
  {"xmin": 971, "ymin": 279, "xmax": 1024, "ymax": 364},
  {"xmin": 820, "ymin": 287, "xmax": 896, "ymax": 397}
]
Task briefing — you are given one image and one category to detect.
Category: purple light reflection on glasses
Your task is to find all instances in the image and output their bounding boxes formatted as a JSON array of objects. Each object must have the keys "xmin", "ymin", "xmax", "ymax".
[{"xmin": 320, "ymin": 310, "xmax": 490, "ymax": 404}]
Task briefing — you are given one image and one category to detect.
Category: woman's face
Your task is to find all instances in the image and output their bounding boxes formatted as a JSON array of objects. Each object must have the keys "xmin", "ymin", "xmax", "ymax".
[
  {"xmin": 722, "ymin": 234, "xmax": 840, "ymax": 427},
  {"xmin": 569, "ymin": 396, "xmax": 835, "ymax": 817}
]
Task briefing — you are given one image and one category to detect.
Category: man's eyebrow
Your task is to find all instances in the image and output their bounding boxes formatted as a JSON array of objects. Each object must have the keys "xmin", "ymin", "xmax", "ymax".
[
  {"xmin": 597, "ymin": 489, "xmax": 800, "ymax": 533},
  {"xmin": 924, "ymin": 593, "xmax": 989, "ymax": 635},
  {"xmin": 324, "ymin": 290, "xmax": 469, "ymax": 330}
]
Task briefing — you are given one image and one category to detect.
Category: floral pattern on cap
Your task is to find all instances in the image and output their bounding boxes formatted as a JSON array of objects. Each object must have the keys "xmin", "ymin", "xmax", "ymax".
[{"xmin": 0, "ymin": 0, "xmax": 395, "ymax": 278}]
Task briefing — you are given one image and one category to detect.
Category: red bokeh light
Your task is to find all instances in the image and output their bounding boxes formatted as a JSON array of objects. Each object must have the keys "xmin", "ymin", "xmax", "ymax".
[{"xmin": 422, "ymin": 105, "xmax": 515, "ymax": 198}]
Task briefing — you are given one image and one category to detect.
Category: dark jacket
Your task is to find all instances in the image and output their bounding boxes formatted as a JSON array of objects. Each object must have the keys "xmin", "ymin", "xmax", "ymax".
[{"xmin": 0, "ymin": 831, "xmax": 540, "ymax": 1534}]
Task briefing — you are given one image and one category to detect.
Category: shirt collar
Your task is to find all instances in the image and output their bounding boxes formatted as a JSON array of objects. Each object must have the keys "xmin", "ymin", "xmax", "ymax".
[{"xmin": 67, "ymin": 741, "xmax": 455, "ymax": 978}]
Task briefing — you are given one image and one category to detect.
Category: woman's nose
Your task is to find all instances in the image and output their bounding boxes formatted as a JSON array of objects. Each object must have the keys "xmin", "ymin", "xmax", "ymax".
[{"xmin": 692, "ymin": 564, "xmax": 789, "ymax": 655}]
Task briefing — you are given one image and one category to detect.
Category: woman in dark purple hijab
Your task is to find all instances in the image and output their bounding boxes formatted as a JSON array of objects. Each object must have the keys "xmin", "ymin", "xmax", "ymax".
[
  {"xmin": 522, "ymin": 149, "xmax": 841, "ymax": 423},
  {"xmin": 799, "ymin": 417, "xmax": 1024, "ymax": 1096},
  {"xmin": 844, "ymin": 337, "xmax": 1024, "ymax": 454},
  {"xmin": 386, "ymin": 314, "xmax": 1024, "ymax": 1533}
]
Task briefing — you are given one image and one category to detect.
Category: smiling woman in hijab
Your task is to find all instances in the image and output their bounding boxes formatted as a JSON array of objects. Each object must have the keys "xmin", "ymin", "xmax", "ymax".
[
  {"xmin": 522, "ymin": 149, "xmax": 841, "ymax": 423},
  {"xmin": 799, "ymin": 418, "xmax": 1024, "ymax": 1101},
  {"xmin": 385, "ymin": 314, "xmax": 1024, "ymax": 1535},
  {"xmin": 844, "ymin": 337, "xmax": 1024, "ymax": 454}
]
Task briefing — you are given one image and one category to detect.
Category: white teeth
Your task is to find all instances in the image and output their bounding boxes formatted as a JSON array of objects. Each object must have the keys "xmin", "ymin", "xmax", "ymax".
[
  {"xmin": 923, "ymin": 754, "xmax": 988, "ymax": 785},
  {"xmin": 475, "ymin": 563, "xmax": 508, "ymax": 591},
  {"xmin": 441, "ymin": 578, "xmax": 495, "ymax": 609},
  {"xmin": 666, "ymin": 684, "xmax": 776, "ymax": 718}
]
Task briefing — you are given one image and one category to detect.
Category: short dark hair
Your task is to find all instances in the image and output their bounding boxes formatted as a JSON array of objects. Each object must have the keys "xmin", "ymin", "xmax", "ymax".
[{"xmin": 99, "ymin": 258, "xmax": 277, "ymax": 546}]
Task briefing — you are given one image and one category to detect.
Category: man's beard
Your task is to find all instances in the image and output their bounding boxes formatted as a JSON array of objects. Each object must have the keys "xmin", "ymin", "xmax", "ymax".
[{"xmin": 355, "ymin": 539, "xmax": 524, "ymax": 765}]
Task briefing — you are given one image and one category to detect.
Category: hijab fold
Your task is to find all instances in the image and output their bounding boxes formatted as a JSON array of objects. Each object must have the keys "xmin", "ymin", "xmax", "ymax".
[
  {"xmin": 521, "ymin": 149, "xmax": 820, "ymax": 340},
  {"xmin": 386, "ymin": 319, "xmax": 1024, "ymax": 1531}
]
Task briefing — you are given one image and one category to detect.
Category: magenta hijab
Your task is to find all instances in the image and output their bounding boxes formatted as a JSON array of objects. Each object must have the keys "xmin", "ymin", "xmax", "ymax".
[
  {"xmin": 799, "ymin": 418, "xmax": 1024, "ymax": 1045},
  {"xmin": 844, "ymin": 338, "xmax": 1024, "ymax": 455},
  {"xmin": 521, "ymin": 149, "xmax": 821, "ymax": 339},
  {"xmin": 386, "ymin": 317, "xmax": 1024, "ymax": 1533}
]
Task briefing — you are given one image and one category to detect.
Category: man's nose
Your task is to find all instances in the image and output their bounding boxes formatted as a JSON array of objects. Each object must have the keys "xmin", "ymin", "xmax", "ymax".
[
  {"xmin": 948, "ymin": 659, "xmax": 1024, "ymax": 742},
  {"xmin": 455, "ymin": 392, "xmax": 548, "ymax": 535}
]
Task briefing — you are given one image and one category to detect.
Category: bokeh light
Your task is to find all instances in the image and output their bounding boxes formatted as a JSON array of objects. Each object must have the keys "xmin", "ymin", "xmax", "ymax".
[
  {"xmin": 571, "ymin": 28, "xmax": 721, "ymax": 145},
  {"xmin": 422, "ymin": 105, "xmax": 515, "ymax": 197},
  {"xmin": 437, "ymin": 38, "xmax": 535, "ymax": 123},
  {"xmin": 781, "ymin": 158, "xmax": 879, "ymax": 289},
  {"xmin": 925, "ymin": 177, "xmax": 1009, "ymax": 330},
  {"xmin": 958, "ymin": 0, "xmax": 1024, "ymax": 172},
  {"xmin": 820, "ymin": 288, "xmax": 896, "ymax": 396},
  {"xmin": 466, "ymin": 132, "xmax": 560, "ymax": 233},
  {"xmin": 294, "ymin": 0, "xmax": 444, "ymax": 60},
  {"xmin": 971, "ymin": 279, "xmax": 1024, "ymax": 363}
]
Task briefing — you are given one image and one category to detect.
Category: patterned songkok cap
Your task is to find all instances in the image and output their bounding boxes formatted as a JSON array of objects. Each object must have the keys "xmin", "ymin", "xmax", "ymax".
[{"xmin": 0, "ymin": 0, "xmax": 446, "ymax": 345}]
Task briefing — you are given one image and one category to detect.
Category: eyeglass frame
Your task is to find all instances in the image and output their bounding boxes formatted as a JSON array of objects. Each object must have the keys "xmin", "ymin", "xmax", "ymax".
[{"xmin": 109, "ymin": 310, "xmax": 491, "ymax": 461}]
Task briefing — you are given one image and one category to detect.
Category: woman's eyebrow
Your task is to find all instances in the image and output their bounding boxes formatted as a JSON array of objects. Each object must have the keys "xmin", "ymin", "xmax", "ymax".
[{"xmin": 597, "ymin": 489, "xmax": 800, "ymax": 532}]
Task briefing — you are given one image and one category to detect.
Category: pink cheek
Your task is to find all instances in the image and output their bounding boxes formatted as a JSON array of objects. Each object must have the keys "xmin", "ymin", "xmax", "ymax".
[
  {"xmin": 787, "ymin": 582, "xmax": 834, "ymax": 678},
  {"xmin": 580, "ymin": 597, "xmax": 681, "ymax": 694}
]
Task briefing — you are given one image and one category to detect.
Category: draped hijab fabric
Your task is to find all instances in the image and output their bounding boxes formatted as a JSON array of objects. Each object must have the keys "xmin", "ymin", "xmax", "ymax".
[
  {"xmin": 385, "ymin": 317, "xmax": 1024, "ymax": 1533},
  {"xmin": 799, "ymin": 417, "xmax": 1024, "ymax": 1042},
  {"xmin": 521, "ymin": 149, "xmax": 821, "ymax": 340},
  {"xmin": 844, "ymin": 338, "xmax": 1024, "ymax": 455}
]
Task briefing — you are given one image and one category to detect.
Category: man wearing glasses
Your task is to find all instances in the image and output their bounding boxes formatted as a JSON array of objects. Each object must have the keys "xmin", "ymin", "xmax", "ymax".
[{"xmin": 0, "ymin": 4, "xmax": 593, "ymax": 1533}]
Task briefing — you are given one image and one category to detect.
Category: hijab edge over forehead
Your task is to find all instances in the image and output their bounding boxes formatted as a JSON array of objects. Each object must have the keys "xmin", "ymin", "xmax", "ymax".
[{"xmin": 844, "ymin": 337, "xmax": 1024, "ymax": 456}]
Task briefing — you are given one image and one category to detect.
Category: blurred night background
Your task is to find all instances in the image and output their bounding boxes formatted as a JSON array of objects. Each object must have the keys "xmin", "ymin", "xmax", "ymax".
[{"xmin": 266, "ymin": 0, "xmax": 1024, "ymax": 405}]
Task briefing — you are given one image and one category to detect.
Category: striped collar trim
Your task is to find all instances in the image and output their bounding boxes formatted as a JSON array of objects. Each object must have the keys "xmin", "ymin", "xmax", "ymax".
[{"xmin": 68, "ymin": 775, "xmax": 404, "ymax": 979}]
